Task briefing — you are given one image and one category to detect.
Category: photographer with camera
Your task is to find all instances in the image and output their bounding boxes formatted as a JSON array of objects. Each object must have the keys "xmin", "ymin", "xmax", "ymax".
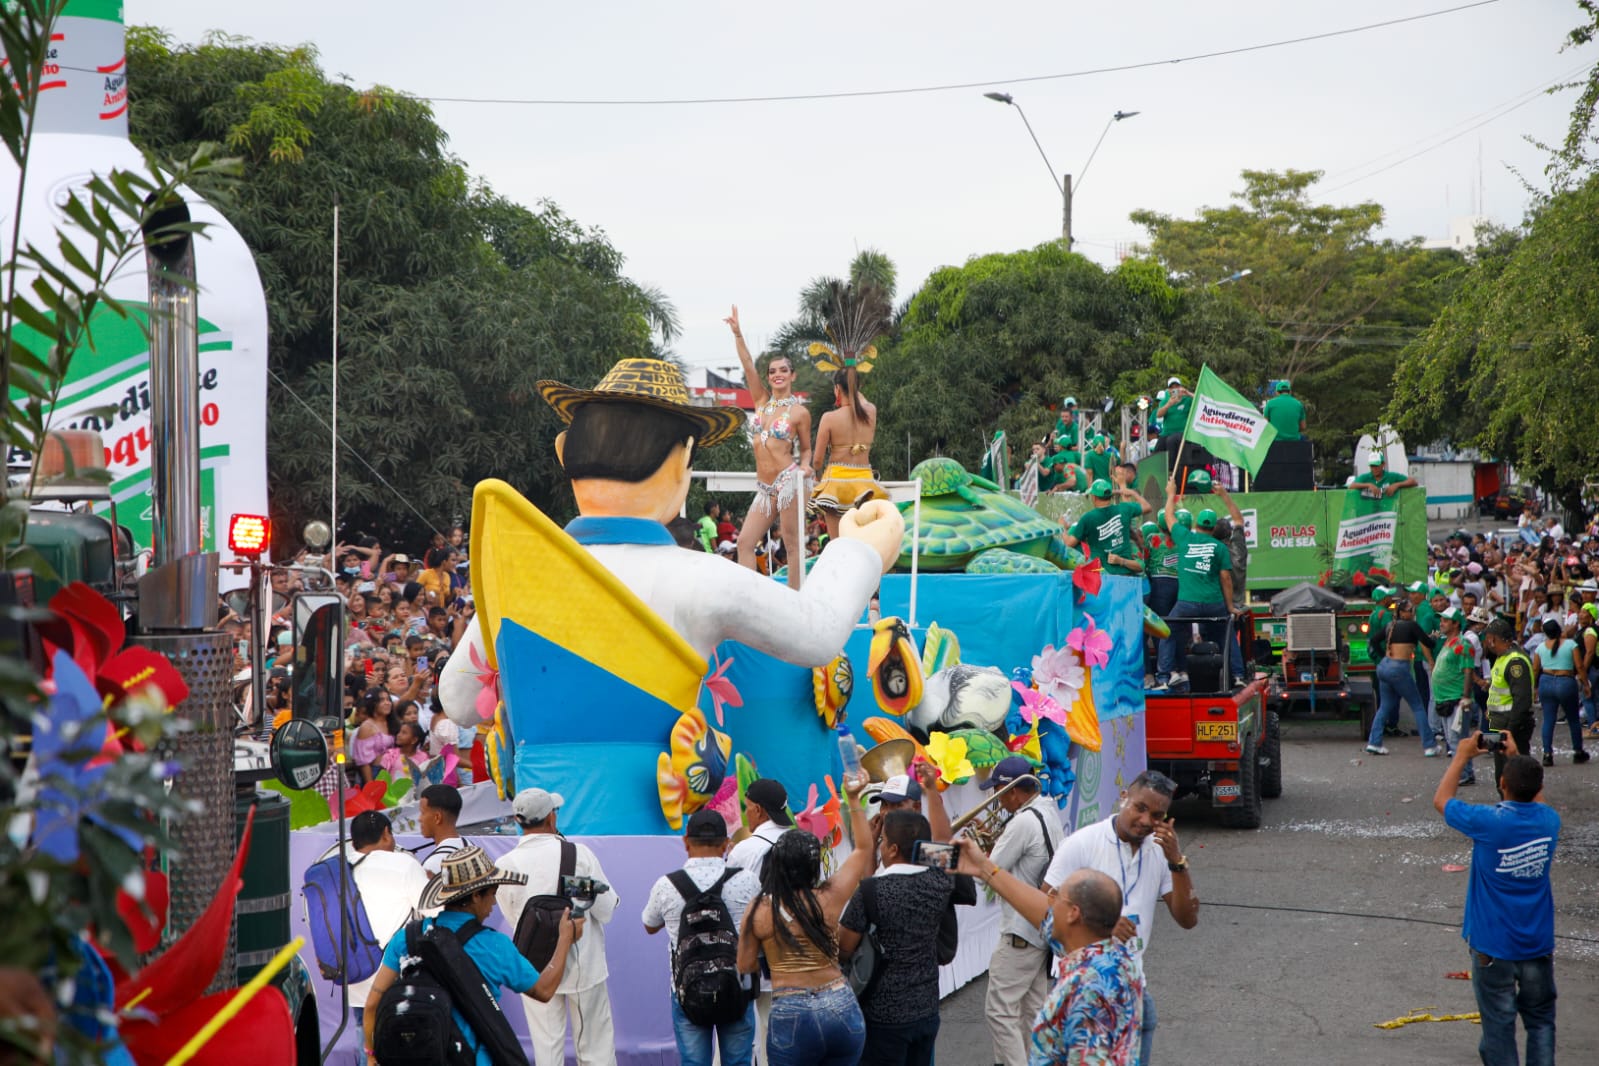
[
  {"xmin": 1433, "ymin": 731, "xmax": 1560, "ymax": 1065},
  {"xmin": 838, "ymin": 810, "xmax": 975, "ymax": 1065},
  {"xmin": 494, "ymin": 788, "xmax": 619, "ymax": 1066}
]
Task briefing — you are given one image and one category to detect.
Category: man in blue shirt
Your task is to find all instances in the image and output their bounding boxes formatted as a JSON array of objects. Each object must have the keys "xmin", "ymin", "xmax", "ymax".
[
  {"xmin": 1434, "ymin": 732, "xmax": 1559, "ymax": 1066},
  {"xmin": 364, "ymin": 845, "xmax": 576, "ymax": 1066}
]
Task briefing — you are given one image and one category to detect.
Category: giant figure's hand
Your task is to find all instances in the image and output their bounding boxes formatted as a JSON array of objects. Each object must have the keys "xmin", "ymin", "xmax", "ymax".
[{"xmin": 840, "ymin": 499, "xmax": 905, "ymax": 574}]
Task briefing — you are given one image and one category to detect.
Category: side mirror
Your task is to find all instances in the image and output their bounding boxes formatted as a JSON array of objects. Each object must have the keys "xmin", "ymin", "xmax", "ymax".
[
  {"xmin": 270, "ymin": 717, "xmax": 328, "ymax": 790},
  {"xmin": 292, "ymin": 596, "xmax": 345, "ymax": 722}
]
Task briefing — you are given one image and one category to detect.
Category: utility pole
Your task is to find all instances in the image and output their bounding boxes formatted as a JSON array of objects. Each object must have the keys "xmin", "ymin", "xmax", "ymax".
[{"xmin": 1062, "ymin": 173, "xmax": 1073, "ymax": 249}]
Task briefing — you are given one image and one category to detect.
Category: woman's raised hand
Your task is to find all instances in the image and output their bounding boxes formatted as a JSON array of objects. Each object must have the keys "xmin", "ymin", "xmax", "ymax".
[{"xmin": 724, "ymin": 306, "xmax": 742, "ymax": 337}]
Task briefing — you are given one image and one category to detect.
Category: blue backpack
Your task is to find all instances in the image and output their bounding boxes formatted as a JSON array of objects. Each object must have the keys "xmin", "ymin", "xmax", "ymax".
[{"xmin": 303, "ymin": 854, "xmax": 385, "ymax": 984}]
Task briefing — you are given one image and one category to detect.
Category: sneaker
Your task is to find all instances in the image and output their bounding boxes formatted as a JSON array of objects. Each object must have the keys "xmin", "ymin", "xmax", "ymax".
[
  {"xmin": 1423, "ymin": 748, "xmax": 1440, "ymax": 757},
  {"xmin": 1576, "ymin": 751, "xmax": 1591, "ymax": 765},
  {"xmin": 1458, "ymin": 776, "xmax": 1476, "ymax": 786},
  {"xmin": 1168, "ymin": 671, "xmax": 1189, "ymax": 690},
  {"xmin": 1144, "ymin": 674, "xmax": 1157, "ymax": 689},
  {"xmin": 1542, "ymin": 753, "xmax": 1554, "ymax": 767},
  {"xmin": 1365, "ymin": 744, "xmax": 1389, "ymax": 755}
]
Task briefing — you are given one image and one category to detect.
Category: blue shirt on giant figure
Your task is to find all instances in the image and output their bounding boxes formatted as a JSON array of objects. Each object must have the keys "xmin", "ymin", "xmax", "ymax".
[{"xmin": 438, "ymin": 358, "xmax": 904, "ymax": 723}]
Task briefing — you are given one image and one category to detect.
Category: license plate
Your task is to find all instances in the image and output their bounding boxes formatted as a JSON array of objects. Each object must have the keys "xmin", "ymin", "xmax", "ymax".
[{"xmin": 1196, "ymin": 721, "xmax": 1237, "ymax": 742}]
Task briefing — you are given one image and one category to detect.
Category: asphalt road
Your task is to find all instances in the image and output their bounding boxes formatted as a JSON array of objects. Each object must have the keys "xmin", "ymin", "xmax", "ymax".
[{"xmin": 935, "ymin": 716, "xmax": 1599, "ymax": 1065}]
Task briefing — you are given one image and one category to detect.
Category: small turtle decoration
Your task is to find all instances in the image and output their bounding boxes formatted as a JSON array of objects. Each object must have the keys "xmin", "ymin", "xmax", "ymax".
[{"xmin": 897, "ymin": 457, "xmax": 1084, "ymax": 572}]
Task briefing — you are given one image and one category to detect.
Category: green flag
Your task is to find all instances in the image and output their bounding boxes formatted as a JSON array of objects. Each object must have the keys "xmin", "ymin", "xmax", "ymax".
[{"xmin": 1181, "ymin": 365, "xmax": 1279, "ymax": 475}]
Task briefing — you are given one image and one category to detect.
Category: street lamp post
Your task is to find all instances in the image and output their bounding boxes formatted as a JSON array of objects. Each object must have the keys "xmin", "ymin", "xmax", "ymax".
[{"xmin": 983, "ymin": 93, "xmax": 1139, "ymax": 250}]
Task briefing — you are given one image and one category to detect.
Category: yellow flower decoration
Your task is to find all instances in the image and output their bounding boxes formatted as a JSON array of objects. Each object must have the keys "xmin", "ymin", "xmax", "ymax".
[
  {"xmin": 926, "ymin": 731, "xmax": 976, "ymax": 785},
  {"xmin": 1009, "ymin": 716, "xmax": 1043, "ymax": 764}
]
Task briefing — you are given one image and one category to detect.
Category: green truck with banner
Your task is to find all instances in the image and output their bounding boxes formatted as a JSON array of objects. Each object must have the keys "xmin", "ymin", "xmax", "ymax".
[{"xmin": 1134, "ymin": 453, "xmax": 1428, "ymax": 724}]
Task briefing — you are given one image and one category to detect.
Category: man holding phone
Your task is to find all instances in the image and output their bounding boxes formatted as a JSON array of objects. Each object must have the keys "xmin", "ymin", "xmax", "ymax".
[
  {"xmin": 838, "ymin": 811, "xmax": 976, "ymax": 1065},
  {"xmin": 1043, "ymin": 771, "xmax": 1199, "ymax": 1066}
]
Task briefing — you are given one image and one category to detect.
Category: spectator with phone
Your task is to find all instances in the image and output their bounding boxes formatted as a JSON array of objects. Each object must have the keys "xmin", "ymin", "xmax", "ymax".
[
  {"xmin": 1433, "ymin": 731, "xmax": 1560, "ymax": 1065},
  {"xmin": 494, "ymin": 788, "xmax": 619, "ymax": 1066},
  {"xmin": 838, "ymin": 810, "xmax": 976, "ymax": 1065},
  {"xmin": 1042, "ymin": 771, "xmax": 1198, "ymax": 1066},
  {"xmin": 953, "ymin": 839, "xmax": 1143, "ymax": 1064}
]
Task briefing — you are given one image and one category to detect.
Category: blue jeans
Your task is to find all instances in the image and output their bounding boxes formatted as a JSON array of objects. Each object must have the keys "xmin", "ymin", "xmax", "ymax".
[
  {"xmin": 1537, "ymin": 675, "xmax": 1587, "ymax": 758},
  {"xmin": 859, "ymin": 1012, "xmax": 939, "ymax": 1066},
  {"xmin": 1169, "ymin": 601, "xmax": 1228, "ymax": 675},
  {"xmin": 1369, "ymin": 657, "xmax": 1431, "ymax": 750},
  {"xmin": 1471, "ymin": 949, "xmax": 1555, "ymax": 1066},
  {"xmin": 1139, "ymin": 987, "xmax": 1156, "ymax": 1066},
  {"xmin": 766, "ymin": 983, "xmax": 864, "ymax": 1066},
  {"xmin": 1148, "ymin": 577, "xmax": 1179, "ymax": 681},
  {"xmin": 672, "ymin": 992, "xmax": 755, "ymax": 1066},
  {"xmin": 1441, "ymin": 699, "xmax": 1479, "ymax": 781}
]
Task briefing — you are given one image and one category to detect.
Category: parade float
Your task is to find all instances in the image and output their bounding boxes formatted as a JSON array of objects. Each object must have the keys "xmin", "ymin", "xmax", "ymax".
[{"xmin": 275, "ymin": 361, "xmax": 1152, "ymax": 1063}]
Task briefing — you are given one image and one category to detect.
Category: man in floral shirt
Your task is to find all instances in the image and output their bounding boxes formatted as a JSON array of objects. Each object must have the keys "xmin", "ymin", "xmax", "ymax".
[{"xmin": 954, "ymin": 842, "xmax": 1144, "ymax": 1065}]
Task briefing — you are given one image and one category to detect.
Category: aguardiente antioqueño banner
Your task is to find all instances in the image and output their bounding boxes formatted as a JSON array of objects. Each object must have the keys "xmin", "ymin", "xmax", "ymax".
[
  {"xmin": 1229, "ymin": 488, "xmax": 1427, "ymax": 591},
  {"xmin": 1179, "ymin": 365, "xmax": 1278, "ymax": 476}
]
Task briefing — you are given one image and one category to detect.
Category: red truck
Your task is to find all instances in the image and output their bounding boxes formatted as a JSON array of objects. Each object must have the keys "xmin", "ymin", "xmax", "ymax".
[{"xmin": 1144, "ymin": 674, "xmax": 1280, "ymax": 829}]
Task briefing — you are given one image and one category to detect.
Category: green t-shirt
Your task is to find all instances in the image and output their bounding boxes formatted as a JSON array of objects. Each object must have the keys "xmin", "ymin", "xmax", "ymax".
[
  {"xmin": 1431, "ymin": 634, "xmax": 1475, "ymax": 702},
  {"xmin": 1162, "ymin": 393, "xmax": 1192, "ymax": 434},
  {"xmin": 1415, "ymin": 601, "xmax": 1439, "ymax": 636},
  {"xmin": 1147, "ymin": 531, "xmax": 1180, "ymax": 580},
  {"xmin": 1352, "ymin": 470, "xmax": 1407, "ymax": 489},
  {"xmin": 1262, "ymin": 394, "xmax": 1305, "ymax": 441},
  {"xmin": 1170, "ymin": 524, "xmax": 1228, "ymax": 604},
  {"xmin": 1067, "ymin": 501, "xmax": 1143, "ymax": 575},
  {"xmin": 1084, "ymin": 449, "xmax": 1113, "ymax": 483},
  {"xmin": 696, "ymin": 515, "xmax": 716, "ymax": 552}
]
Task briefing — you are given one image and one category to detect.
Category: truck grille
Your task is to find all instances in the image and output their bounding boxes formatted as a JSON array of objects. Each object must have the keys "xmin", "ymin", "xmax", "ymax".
[{"xmin": 1285, "ymin": 613, "xmax": 1338, "ymax": 651}]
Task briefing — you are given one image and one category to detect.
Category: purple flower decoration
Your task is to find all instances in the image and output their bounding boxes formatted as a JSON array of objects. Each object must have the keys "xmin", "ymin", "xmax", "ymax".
[{"xmin": 1067, "ymin": 614, "xmax": 1113, "ymax": 670}]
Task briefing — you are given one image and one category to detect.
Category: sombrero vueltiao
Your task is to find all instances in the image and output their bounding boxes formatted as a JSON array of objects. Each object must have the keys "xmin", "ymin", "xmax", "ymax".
[
  {"xmin": 417, "ymin": 844, "xmax": 528, "ymax": 911},
  {"xmin": 537, "ymin": 358, "xmax": 745, "ymax": 448}
]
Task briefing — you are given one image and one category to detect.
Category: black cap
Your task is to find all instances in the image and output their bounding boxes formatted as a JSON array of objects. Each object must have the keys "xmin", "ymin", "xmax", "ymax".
[
  {"xmin": 745, "ymin": 779, "xmax": 793, "ymax": 826},
  {"xmin": 685, "ymin": 809, "xmax": 728, "ymax": 842}
]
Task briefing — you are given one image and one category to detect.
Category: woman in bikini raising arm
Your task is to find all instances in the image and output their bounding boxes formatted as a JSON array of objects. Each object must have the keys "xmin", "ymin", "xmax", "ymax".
[
  {"xmin": 812, "ymin": 367, "xmax": 887, "ymax": 541},
  {"xmin": 727, "ymin": 305, "xmax": 811, "ymax": 589}
]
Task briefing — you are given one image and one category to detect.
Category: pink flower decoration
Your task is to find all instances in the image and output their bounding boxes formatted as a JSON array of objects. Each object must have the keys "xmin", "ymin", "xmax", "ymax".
[
  {"xmin": 706, "ymin": 776, "xmax": 741, "ymax": 834},
  {"xmin": 1073, "ymin": 556, "xmax": 1103, "ymax": 599},
  {"xmin": 1068, "ymin": 613, "xmax": 1113, "ymax": 670},
  {"xmin": 793, "ymin": 782, "xmax": 841, "ymax": 846},
  {"xmin": 1011, "ymin": 681, "xmax": 1065, "ymax": 727},
  {"xmin": 1032, "ymin": 644, "xmax": 1086, "ymax": 707},
  {"xmin": 705, "ymin": 654, "xmax": 743, "ymax": 727},
  {"xmin": 467, "ymin": 642, "xmax": 501, "ymax": 721}
]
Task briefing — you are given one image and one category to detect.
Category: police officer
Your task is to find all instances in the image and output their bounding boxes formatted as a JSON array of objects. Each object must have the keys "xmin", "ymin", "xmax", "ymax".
[{"xmin": 1481, "ymin": 618, "xmax": 1535, "ymax": 791}]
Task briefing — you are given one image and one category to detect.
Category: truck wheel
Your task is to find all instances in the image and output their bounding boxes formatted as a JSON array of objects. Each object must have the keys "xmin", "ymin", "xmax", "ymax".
[
  {"xmin": 1260, "ymin": 711, "xmax": 1283, "ymax": 799},
  {"xmin": 1219, "ymin": 732, "xmax": 1263, "ymax": 829}
]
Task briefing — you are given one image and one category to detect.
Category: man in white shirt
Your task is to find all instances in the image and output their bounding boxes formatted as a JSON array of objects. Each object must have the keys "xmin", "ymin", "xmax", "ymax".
[
  {"xmin": 1043, "ymin": 771, "xmax": 1199, "ymax": 1066},
  {"xmin": 495, "ymin": 788, "xmax": 620, "ymax": 1066},
  {"xmin": 341, "ymin": 811, "xmax": 429, "ymax": 1019},
  {"xmin": 982, "ymin": 758, "xmax": 1064, "ymax": 1066},
  {"xmin": 642, "ymin": 810, "xmax": 761, "ymax": 1066},
  {"xmin": 723, "ymin": 778, "xmax": 793, "ymax": 1063},
  {"xmin": 417, "ymin": 783, "xmax": 466, "ymax": 877}
]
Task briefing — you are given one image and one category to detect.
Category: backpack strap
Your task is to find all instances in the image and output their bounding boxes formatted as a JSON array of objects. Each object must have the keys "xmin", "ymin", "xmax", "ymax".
[
  {"xmin": 1024, "ymin": 806, "xmax": 1056, "ymax": 861},
  {"xmin": 452, "ymin": 917, "xmax": 485, "ymax": 947},
  {"xmin": 667, "ymin": 869, "xmax": 700, "ymax": 903},
  {"xmin": 556, "ymin": 839, "xmax": 576, "ymax": 893}
]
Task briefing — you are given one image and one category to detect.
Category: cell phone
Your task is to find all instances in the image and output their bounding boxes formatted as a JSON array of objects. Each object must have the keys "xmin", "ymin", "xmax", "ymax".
[
  {"xmin": 1480, "ymin": 730, "xmax": 1508, "ymax": 754},
  {"xmin": 911, "ymin": 840, "xmax": 956, "ymax": 871},
  {"xmin": 417, "ymin": 656, "xmax": 429, "ymax": 672}
]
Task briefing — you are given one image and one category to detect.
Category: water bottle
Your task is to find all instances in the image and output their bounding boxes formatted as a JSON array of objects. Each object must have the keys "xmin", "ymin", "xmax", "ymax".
[{"xmin": 837, "ymin": 725, "xmax": 862, "ymax": 779}]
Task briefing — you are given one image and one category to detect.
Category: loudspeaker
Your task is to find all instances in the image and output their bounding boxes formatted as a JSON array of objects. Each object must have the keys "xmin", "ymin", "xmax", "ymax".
[{"xmin": 1252, "ymin": 439, "xmax": 1314, "ymax": 491}]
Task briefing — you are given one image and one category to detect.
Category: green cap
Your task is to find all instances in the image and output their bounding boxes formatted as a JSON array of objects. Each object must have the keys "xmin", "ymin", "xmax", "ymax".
[
  {"xmin": 1583, "ymin": 603, "xmax": 1597, "ymax": 619},
  {"xmin": 1276, "ymin": 380, "xmax": 1291, "ymax": 393},
  {"xmin": 1141, "ymin": 521, "xmax": 1160, "ymax": 538},
  {"xmin": 1089, "ymin": 479, "xmax": 1113, "ymax": 498},
  {"xmin": 1054, "ymin": 434, "xmax": 1072, "ymax": 449},
  {"xmin": 1442, "ymin": 607, "xmax": 1466, "ymax": 625},
  {"xmin": 1175, "ymin": 508, "xmax": 1194, "ymax": 528},
  {"xmin": 1407, "ymin": 580, "xmax": 1426, "ymax": 594},
  {"xmin": 1063, "ymin": 396, "xmax": 1077, "ymax": 408},
  {"xmin": 1368, "ymin": 454, "xmax": 1386, "ymax": 466},
  {"xmin": 1092, "ymin": 434, "xmax": 1107, "ymax": 447},
  {"xmin": 1186, "ymin": 469, "xmax": 1213, "ymax": 491},
  {"xmin": 1196, "ymin": 508, "xmax": 1218, "ymax": 530}
]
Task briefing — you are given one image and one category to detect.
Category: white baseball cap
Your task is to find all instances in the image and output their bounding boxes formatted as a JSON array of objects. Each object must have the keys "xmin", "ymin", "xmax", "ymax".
[{"xmin": 512, "ymin": 787, "xmax": 564, "ymax": 823}]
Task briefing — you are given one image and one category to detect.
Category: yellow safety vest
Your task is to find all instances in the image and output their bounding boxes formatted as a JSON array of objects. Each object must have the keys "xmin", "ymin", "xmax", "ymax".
[{"xmin": 1487, "ymin": 648, "xmax": 1531, "ymax": 714}]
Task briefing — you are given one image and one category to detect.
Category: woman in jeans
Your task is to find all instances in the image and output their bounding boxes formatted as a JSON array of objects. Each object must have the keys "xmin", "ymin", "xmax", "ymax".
[
  {"xmin": 1532, "ymin": 618, "xmax": 1591, "ymax": 766},
  {"xmin": 1366, "ymin": 599, "xmax": 1436, "ymax": 756},
  {"xmin": 738, "ymin": 773, "xmax": 872, "ymax": 1066}
]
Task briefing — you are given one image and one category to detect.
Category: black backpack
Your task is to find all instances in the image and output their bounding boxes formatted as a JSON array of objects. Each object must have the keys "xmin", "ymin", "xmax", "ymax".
[
  {"xmin": 845, "ymin": 878, "xmax": 886, "ymax": 1001},
  {"xmin": 512, "ymin": 839, "xmax": 576, "ymax": 970},
  {"xmin": 374, "ymin": 919, "xmax": 530, "ymax": 1066},
  {"xmin": 668, "ymin": 868, "xmax": 749, "ymax": 1027}
]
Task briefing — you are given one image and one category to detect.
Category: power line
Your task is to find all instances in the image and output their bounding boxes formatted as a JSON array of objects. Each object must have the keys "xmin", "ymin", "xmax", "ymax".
[
  {"xmin": 265, "ymin": 367, "xmax": 445, "ymax": 535},
  {"xmin": 386, "ymin": 1, "xmax": 1501, "ymax": 108}
]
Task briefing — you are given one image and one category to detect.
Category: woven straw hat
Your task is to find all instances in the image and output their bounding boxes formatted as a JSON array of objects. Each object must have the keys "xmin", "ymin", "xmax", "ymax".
[
  {"xmin": 537, "ymin": 358, "xmax": 745, "ymax": 448},
  {"xmin": 418, "ymin": 844, "xmax": 528, "ymax": 910}
]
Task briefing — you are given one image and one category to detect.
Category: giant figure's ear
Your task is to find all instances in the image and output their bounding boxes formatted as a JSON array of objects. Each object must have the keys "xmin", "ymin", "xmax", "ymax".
[{"xmin": 554, "ymin": 431, "xmax": 567, "ymax": 469}]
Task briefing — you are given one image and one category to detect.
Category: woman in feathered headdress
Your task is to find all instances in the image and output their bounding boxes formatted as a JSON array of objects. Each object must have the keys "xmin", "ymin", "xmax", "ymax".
[{"xmin": 809, "ymin": 279, "xmax": 892, "ymax": 540}]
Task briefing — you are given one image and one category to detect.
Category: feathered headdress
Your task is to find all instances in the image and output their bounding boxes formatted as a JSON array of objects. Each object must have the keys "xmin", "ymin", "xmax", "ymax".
[{"xmin": 808, "ymin": 279, "xmax": 892, "ymax": 374}]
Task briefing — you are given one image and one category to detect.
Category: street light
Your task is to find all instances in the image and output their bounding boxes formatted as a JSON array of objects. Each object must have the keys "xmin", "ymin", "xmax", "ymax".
[
  {"xmin": 1212, "ymin": 268, "xmax": 1254, "ymax": 286},
  {"xmin": 984, "ymin": 94, "xmax": 1139, "ymax": 250}
]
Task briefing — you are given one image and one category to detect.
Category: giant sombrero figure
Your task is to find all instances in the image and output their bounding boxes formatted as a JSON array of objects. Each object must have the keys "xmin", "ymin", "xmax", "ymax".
[{"xmin": 438, "ymin": 358, "xmax": 903, "ymax": 835}]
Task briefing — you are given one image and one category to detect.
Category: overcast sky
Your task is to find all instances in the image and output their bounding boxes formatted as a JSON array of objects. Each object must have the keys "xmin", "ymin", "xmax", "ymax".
[{"xmin": 133, "ymin": 0, "xmax": 1590, "ymax": 371}]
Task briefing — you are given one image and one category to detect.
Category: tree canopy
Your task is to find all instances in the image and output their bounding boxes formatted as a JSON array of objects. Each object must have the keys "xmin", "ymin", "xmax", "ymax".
[{"xmin": 126, "ymin": 30, "xmax": 706, "ymax": 547}]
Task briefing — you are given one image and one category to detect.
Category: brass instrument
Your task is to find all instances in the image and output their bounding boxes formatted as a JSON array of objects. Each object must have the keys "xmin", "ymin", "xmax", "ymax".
[
  {"xmin": 949, "ymin": 774, "xmax": 1040, "ymax": 852},
  {"xmin": 859, "ymin": 738, "xmax": 915, "ymax": 783}
]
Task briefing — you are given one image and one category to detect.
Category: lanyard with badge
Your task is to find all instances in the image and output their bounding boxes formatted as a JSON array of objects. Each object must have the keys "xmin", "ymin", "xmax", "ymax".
[{"xmin": 1114, "ymin": 824, "xmax": 1146, "ymax": 949}]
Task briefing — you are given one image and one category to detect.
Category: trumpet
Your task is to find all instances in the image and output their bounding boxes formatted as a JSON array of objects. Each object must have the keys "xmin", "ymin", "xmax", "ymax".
[{"xmin": 949, "ymin": 774, "xmax": 1040, "ymax": 852}]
